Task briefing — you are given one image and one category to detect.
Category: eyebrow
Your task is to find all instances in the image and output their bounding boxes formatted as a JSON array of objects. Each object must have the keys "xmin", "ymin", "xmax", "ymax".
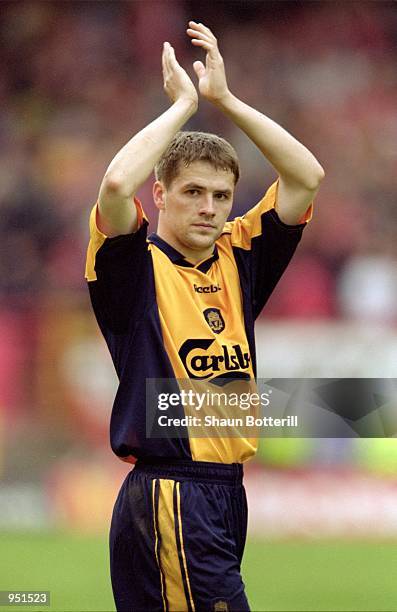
[{"xmin": 182, "ymin": 182, "xmax": 233, "ymax": 196}]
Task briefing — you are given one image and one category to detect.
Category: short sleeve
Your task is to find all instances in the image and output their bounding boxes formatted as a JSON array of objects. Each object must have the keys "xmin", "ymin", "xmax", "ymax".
[
  {"xmin": 85, "ymin": 198, "xmax": 150, "ymax": 334},
  {"xmin": 224, "ymin": 180, "xmax": 312, "ymax": 251},
  {"xmin": 85, "ymin": 198, "xmax": 147, "ymax": 281},
  {"xmin": 225, "ymin": 180, "xmax": 313, "ymax": 319}
]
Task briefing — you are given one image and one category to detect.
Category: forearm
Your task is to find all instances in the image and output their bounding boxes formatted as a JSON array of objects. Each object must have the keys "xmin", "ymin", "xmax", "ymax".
[
  {"xmin": 215, "ymin": 93, "xmax": 324, "ymax": 189},
  {"xmin": 102, "ymin": 97, "xmax": 197, "ymax": 197}
]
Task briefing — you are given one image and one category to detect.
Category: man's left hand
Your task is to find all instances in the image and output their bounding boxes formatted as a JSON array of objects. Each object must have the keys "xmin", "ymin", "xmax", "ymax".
[{"xmin": 187, "ymin": 21, "xmax": 230, "ymax": 104}]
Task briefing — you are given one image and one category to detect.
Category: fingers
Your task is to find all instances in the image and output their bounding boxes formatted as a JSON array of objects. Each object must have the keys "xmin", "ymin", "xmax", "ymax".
[
  {"xmin": 163, "ymin": 41, "xmax": 181, "ymax": 73},
  {"xmin": 188, "ymin": 21, "xmax": 217, "ymax": 43},
  {"xmin": 187, "ymin": 21, "xmax": 220, "ymax": 58},
  {"xmin": 163, "ymin": 42, "xmax": 174, "ymax": 81},
  {"xmin": 187, "ymin": 32, "xmax": 213, "ymax": 47},
  {"xmin": 166, "ymin": 42, "xmax": 175, "ymax": 66},
  {"xmin": 162, "ymin": 42, "xmax": 169, "ymax": 76}
]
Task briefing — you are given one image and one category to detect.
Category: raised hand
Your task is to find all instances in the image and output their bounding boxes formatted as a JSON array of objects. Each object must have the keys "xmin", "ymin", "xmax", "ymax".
[
  {"xmin": 187, "ymin": 21, "xmax": 230, "ymax": 103},
  {"xmin": 162, "ymin": 41, "xmax": 198, "ymax": 108}
]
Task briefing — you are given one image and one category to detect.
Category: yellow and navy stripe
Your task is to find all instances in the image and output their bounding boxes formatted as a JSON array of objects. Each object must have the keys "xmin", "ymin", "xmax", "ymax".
[{"xmin": 152, "ymin": 478, "xmax": 195, "ymax": 612}]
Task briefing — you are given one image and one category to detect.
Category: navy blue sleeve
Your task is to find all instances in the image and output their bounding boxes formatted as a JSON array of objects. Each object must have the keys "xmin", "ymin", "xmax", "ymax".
[
  {"xmin": 85, "ymin": 202, "xmax": 150, "ymax": 335},
  {"xmin": 248, "ymin": 208, "xmax": 305, "ymax": 318},
  {"xmin": 227, "ymin": 181, "xmax": 311, "ymax": 320}
]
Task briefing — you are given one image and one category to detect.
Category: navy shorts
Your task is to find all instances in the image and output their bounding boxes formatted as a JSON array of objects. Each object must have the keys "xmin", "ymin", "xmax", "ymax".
[{"xmin": 110, "ymin": 459, "xmax": 250, "ymax": 612}]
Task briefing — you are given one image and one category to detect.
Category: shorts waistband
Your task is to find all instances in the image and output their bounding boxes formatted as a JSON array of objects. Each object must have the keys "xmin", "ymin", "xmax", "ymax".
[{"xmin": 134, "ymin": 458, "xmax": 243, "ymax": 485}]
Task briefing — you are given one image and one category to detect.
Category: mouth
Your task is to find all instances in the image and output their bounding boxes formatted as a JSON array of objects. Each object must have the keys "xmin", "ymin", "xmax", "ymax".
[{"xmin": 192, "ymin": 223, "xmax": 216, "ymax": 229}]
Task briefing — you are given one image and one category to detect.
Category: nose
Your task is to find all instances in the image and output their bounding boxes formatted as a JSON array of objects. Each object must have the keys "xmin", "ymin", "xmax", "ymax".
[{"xmin": 198, "ymin": 195, "xmax": 216, "ymax": 217}]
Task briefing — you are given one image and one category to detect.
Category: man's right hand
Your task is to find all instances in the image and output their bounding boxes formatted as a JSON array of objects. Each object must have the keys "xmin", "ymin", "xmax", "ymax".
[{"xmin": 162, "ymin": 41, "xmax": 198, "ymax": 109}]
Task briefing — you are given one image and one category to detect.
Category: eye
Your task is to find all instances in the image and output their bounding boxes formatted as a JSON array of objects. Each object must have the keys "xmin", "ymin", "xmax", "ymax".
[
  {"xmin": 215, "ymin": 193, "xmax": 228, "ymax": 200},
  {"xmin": 186, "ymin": 189, "xmax": 200, "ymax": 196}
]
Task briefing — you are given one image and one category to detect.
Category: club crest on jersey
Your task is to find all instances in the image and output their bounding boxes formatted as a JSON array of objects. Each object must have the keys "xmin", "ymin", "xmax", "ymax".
[{"xmin": 203, "ymin": 308, "xmax": 225, "ymax": 334}]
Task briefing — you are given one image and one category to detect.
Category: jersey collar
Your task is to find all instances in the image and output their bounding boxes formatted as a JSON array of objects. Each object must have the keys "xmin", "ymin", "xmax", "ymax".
[{"xmin": 148, "ymin": 233, "xmax": 219, "ymax": 273}]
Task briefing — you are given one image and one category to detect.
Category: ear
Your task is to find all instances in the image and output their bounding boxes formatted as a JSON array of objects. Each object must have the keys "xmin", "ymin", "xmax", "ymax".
[{"xmin": 153, "ymin": 180, "xmax": 166, "ymax": 211}]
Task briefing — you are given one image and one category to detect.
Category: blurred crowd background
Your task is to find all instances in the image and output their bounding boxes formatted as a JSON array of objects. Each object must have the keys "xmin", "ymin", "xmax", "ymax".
[{"xmin": 0, "ymin": 0, "xmax": 397, "ymax": 535}]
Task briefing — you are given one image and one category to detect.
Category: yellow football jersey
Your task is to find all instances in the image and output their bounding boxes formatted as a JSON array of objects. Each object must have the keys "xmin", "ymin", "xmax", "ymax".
[{"xmin": 85, "ymin": 181, "xmax": 311, "ymax": 464}]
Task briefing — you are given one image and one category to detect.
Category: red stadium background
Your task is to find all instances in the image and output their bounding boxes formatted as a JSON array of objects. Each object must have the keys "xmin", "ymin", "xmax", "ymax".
[{"xmin": 0, "ymin": 2, "xmax": 397, "ymax": 607}]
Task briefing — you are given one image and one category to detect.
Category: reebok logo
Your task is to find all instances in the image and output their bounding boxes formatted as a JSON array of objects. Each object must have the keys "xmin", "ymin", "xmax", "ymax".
[{"xmin": 194, "ymin": 283, "xmax": 221, "ymax": 293}]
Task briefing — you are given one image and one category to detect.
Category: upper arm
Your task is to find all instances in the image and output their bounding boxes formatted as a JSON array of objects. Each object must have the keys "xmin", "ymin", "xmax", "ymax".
[
  {"xmin": 276, "ymin": 175, "xmax": 319, "ymax": 225},
  {"xmin": 98, "ymin": 177, "xmax": 139, "ymax": 237}
]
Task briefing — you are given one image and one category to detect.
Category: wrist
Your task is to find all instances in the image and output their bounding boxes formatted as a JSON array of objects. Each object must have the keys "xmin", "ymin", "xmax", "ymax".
[
  {"xmin": 174, "ymin": 95, "xmax": 198, "ymax": 115},
  {"xmin": 211, "ymin": 89, "xmax": 235, "ymax": 109}
]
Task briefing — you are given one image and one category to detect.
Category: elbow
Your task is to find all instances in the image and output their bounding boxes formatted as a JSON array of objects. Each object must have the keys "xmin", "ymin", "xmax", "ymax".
[
  {"xmin": 316, "ymin": 163, "xmax": 326, "ymax": 183},
  {"xmin": 102, "ymin": 172, "xmax": 135, "ymax": 198},
  {"xmin": 104, "ymin": 175, "xmax": 121, "ymax": 192},
  {"xmin": 305, "ymin": 164, "xmax": 325, "ymax": 191}
]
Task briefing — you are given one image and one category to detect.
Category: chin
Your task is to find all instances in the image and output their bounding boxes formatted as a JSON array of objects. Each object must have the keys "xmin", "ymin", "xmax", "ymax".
[{"xmin": 188, "ymin": 235, "xmax": 216, "ymax": 250}]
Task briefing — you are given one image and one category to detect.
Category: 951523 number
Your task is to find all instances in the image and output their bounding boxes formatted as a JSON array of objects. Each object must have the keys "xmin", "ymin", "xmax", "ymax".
[{"xmin": 0, "ymin": 592, "xmax": 50, "ymax": 606}]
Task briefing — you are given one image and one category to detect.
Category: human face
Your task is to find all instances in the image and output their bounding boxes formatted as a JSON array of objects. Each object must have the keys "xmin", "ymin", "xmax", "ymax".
[{"xmin": 154, "ymin": 160, "xmax": 235, "ymax": 262}]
